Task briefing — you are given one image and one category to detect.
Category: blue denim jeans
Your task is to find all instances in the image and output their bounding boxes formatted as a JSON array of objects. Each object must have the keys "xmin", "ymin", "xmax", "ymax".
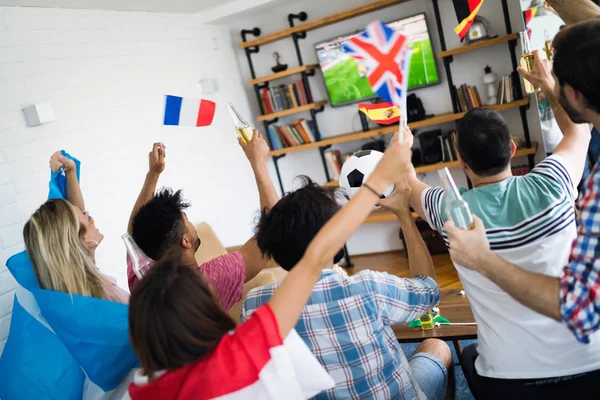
[{"xmin": 409, "ymin": 352, "xmax": 448, "ymax": 400}]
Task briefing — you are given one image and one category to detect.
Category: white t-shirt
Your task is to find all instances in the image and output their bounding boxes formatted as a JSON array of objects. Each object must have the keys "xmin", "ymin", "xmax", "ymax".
[{"xmin": 422, "ymin": 155, "xmax": 600, "ymax": 379}]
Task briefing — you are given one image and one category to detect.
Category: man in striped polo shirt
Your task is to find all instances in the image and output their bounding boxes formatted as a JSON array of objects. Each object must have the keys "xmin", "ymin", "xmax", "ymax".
[{"xmin": 404, "ymin": 45, "xmax": 600, "ymax": 396}]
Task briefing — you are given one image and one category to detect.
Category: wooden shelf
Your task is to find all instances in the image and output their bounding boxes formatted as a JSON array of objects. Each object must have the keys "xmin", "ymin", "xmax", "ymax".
[
  {"xmin": 365, "ymin": 209, "xmax": 419, "ymax": 224},
  {"xmin": 437, "ymin": 33, "xmax": 519, "ymax": 59},
  {"xmin": 239, "ymin": 0, "xmax": 409, "ymax": 49},
  {"xmin": 258, "ymin": 100, "xmax": 327, "ymax": 122},
  {"xmin": 268, "ymin": 98, "xmax": 530, "ymax": 157},
  {"xmin": 249, "ymin": 64, "xmax": 319, "ymax": 86},
  {"xmin": 323, "ymin": 143, "xmax": 538, "ymax": 188}
]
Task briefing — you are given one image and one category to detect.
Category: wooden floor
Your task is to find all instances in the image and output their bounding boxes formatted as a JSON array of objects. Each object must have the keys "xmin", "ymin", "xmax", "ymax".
[{"xmin": 346, "ymin": 250, "xmax": 463, "ymax": 290}]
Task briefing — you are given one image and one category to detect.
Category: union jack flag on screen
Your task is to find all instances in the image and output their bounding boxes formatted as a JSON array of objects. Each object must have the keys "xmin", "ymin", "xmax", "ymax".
[{"xmin": 343, "ymin": 20, "xmax": 411, "ymax": 106}]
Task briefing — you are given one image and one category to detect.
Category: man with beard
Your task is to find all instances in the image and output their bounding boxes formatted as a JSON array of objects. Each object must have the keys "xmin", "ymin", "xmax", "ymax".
[
  {"xmin": 444, "ymin": 18, "xmax": 600, "ymax": 397},
  {"xmin": 126, "ymin": 133, "xmax": 278, "ymax": 313},
  {"xmin": 399, "ymin": 19, "xmax": 597, "ymax": 396}
]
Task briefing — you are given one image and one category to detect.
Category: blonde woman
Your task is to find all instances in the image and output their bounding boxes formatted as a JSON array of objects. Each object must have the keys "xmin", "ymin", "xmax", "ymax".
[{"xmin": 23, "ymin": 151, "xmax": 128, "ymax": 303}]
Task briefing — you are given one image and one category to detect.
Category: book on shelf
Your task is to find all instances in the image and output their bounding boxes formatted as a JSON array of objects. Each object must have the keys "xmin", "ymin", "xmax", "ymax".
[
  {"xmin": 299, "ymin": 119, "xmax": 316, "ymax": 142},
  {"xmin": 454, "ymin": 84, "xmax": 484, "ymax": 112},
  {"xmin": 439, "ymin": 136, "xmax": 447, "ymax": 162},
  {"xmin": 288, "ymin": 84, "xmax": 298, "ymax": 108},
  {"xmin": 450, "ymin": 131, "xmax": 458, "ymax": 160},
  {"xmin": 439, "ymin": 131, "xmax": 458, "ymax": 162},
  {"xmin": 258, "ymin": 80, "xmax": 310, "ymax": 115},
  {"xmin": 496, "ymin": 74, "xmax": 516, "ymax": 105},
  {"xmin": 296, "ymin": 79, "xmax": 308, "ymax": 105},
  {"xmin": 266, "ymin": 119, "xmax": 318, "ymax": 150},
  {"xmin": 324, "ymin": 149, "xmax": 343, "ymax": 181},
  {"xmin": 276, "ymin": 125, "xmax": 293, "ymax": 147},
  {"xmin": 473, "ymin": 86, "xmax": 483, "ymax": 107}
]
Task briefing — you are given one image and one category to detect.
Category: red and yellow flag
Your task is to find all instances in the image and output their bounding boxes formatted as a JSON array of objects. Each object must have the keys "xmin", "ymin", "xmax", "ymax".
[
  {"xmin": 358, "ymin": 102, "xmax": 400, "ymax": 125},
  {"xmin": 523, "ymin": 7, "xmax": 538, "ymax": 29},
  {"xmin": 453, "ymin": 0, "xmax": 485, "ymax": 40}
]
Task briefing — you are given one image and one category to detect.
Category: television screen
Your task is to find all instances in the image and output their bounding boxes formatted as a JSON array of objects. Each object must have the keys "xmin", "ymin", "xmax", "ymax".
[{"xmin": 315, "ymin": 13, "xmax": 440, "ymax": 107}]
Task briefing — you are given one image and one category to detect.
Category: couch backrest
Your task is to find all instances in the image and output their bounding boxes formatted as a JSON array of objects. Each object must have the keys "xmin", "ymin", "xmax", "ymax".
[
  {"xmin": 194, "ymin": 223, "xmax": 228, "ymax": 266},
  {"xmin": 193, "ymin": 222, "xmax": 288, "ymax": 323}
]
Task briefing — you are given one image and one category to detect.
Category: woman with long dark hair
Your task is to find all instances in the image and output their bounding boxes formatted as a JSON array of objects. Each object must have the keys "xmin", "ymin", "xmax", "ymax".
[{"xmin": 127, "ymin": 131, "xmax": 414, "ymax": 399}]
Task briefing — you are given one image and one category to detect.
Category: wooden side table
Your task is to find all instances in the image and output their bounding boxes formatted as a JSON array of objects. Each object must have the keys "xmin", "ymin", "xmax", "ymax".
[{"xmin": 393, "ymin": 289, "xmax": 477, "ymax": 355}]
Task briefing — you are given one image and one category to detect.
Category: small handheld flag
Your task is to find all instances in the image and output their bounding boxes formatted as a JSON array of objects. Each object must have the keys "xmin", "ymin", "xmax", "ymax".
[
  {"xmin": 164, "ymin": 95, "xmax": 216, "ymax": 127},
  {"xmin": 453, "ymin": 0, "xmax": 485, "ymax": 40},
  {"xmin": 358, "ymin": 102, "xmax": 400, "ymax": 125}
]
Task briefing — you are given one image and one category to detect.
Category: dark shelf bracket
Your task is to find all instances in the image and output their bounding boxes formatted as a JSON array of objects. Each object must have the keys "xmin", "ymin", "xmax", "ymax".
[
  {"xmin": 271, "ymin": 154, "xmax": 286, "ymax": 194},
  {"xmin": 313, "ymin": 105, "xmax": 325, "ymax": 114},
  {"xmin": 318, "ymin": 145, "xmax": 333, "ymax": 182},
  {"xmin": 519, "ymin": 105, "xmax": 534, "ymax": 170},
  {"xmin": 241, "ymin": 27, "xmax": 262, "ymax": 80},
  {"xmin": 293, "ymin": 32, "xmax": 307, "ymax": 40},
  {"xmin": 256, "ymin": 82, "xmax": 269, "ymax": 90},
  {"xmin": 288, "ymin": 12, "xmax": 308, "ymax": 26},
  {"xmin": 288, "ymin": 12, "xmax": 308, "ymax": 66},
  {"xmin": 432, "ymin": 0, "xmax": 458, "ymax": 113},
  {"xmin": 241, "ymin": 27, "xmax": 261, "ymax": 42},
  {"xmin": 309, "ymin": 108, "xmax": 325, "ymax": 141},
  {"xmin": 263, "ymin": 117, "xmax": 280, "ymax": 126},
  {"xmin": 359, "ymin": 110, "xmax": 370, "ymax": 131}
]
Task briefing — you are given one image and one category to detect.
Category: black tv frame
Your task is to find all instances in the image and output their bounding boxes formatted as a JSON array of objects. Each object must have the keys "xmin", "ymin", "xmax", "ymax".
[{"xmin": 314, "ymin": 12, "xmax": 441, "ymax": 108}]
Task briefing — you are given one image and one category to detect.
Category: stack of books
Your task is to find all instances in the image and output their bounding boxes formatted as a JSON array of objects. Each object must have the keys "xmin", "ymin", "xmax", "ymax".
[
  {"xmin": 496, "ymin": 74, "xmax": 517, "ymax": 104},
  {"xmin": 454, "ymin": 84, "xmax": 484, "ymax": 112},
  {"xmin": 259, "ymin": 80, "xmax": 311, "ymax": 114},
  {"xmin": 266, "ymin": 119, "xmax": 317, "ymax": 150},
  {"xmin": 324, "ymin": 150, "xmax": 344, "ymax": 181},
  {"xmin": 440, "ymin": 131, "xmax": 459, "ymax": 163}
]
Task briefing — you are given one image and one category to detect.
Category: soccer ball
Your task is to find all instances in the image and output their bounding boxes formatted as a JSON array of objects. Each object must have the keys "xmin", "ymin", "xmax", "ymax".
[{"xmin": 339, "ymin": 150, "xmax": 394, "ymax": 199}]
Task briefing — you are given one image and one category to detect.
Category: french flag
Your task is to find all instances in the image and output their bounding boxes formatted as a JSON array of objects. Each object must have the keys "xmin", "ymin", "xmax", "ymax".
[{"xmin": 163, "ymin": 95, "xmax": 216, "ymax": 127}]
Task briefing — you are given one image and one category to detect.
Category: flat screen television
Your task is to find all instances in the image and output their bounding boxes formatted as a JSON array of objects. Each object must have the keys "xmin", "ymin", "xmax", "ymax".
[{"xmin": 315, "ymin": 13, "xmax": 440, "ymax": 107}]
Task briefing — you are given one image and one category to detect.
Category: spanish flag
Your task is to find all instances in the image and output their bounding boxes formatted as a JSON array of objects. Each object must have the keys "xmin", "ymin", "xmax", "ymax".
[
  {"xmin": 453, "ymin": 0, "xmax": 485, "ymax": 40},
  {"xmin": 523, "ymin": 7, "xmax": 538, "ymax": 30},
  {"xmin": 358, "ymin": 102, "xmax": 400, "ymax": 125}
]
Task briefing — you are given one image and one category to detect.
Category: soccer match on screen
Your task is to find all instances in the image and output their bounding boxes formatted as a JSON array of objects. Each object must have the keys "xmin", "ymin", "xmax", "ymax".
[{"xmin": 315, "ymin": 13, "xmax": 439, "ymax": 107}]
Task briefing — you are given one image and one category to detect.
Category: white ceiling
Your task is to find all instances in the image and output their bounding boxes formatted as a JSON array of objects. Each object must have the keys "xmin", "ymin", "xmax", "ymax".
[{"xmin": 0, "ymin": 0, "xmax": 238, "ymax": 13}]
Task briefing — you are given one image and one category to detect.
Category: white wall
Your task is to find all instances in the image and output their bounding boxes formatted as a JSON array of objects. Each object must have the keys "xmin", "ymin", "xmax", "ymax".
[
  {"xmin": 227, "ymin": 0, "xmax": 544, "ymax": 255},
  {"xmin": 0, "ymin": 6, "xmax": 260, "ymax": 352}
]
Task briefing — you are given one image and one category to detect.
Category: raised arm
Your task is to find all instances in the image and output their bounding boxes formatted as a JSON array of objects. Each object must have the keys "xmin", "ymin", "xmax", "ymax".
[
  {"xmin": 518, "ymin": 50, "xmax": 590, "ymax": 182},
  {"xmin": 545, "ymin": 0, "xmax": 600, "ymax": 24},
  {"xmin": 379, "ymin": 184, "xmax": 436, "ymax": 280},
  {"xmin": 127, "ymin": 143, "xmax": 165, "ymax": 234},
  {"xmin": 397, "ymin": 127, "xmax": 432, "ymax": 218},
  {"xmin": 444, "ymin": 217, "xmax": 561, "ymax": 321},
  {"xmin": 239, "ymin": 131, "xmax": 279, "ymax": 212},
  {"xmin": 50, "ymin": 151, "xmax": 85, "ymax": 211},
  {"xmin": 268, "ymin": 131, "xmax": 412, "ymax": 338},
  {"xmin": 237, "ymin": 131, "xmax": 280, "ymax": 282}
]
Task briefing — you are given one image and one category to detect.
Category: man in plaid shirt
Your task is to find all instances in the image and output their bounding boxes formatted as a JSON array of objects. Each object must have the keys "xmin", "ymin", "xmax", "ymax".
[
  {"xmin": 241, "ymin": 177, "xmax": 451, "ymax": 399},
  {"xmin": 445, "ymin": 18, "xmax": 600, "ymax": 345}
]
